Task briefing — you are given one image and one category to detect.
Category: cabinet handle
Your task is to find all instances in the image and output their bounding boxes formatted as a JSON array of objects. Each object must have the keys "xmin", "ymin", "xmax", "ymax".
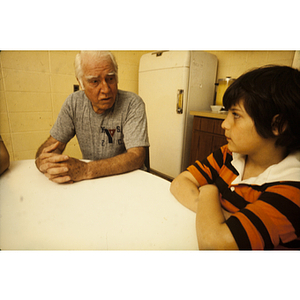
[{"xmin": 177, "ymin": 89, "xmax": 184, "ymax": 114}]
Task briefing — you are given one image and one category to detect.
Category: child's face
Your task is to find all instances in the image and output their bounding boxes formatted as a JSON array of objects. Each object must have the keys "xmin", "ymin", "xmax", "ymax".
[{"xmin": 221, "ymin": 101, "xmax": 271, "ymax": 156}]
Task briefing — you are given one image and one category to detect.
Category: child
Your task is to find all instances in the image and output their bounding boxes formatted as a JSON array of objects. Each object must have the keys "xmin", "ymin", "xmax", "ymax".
[{"xmin": 170, "ymin": 65, "xmax": 300, "ymax": 250}]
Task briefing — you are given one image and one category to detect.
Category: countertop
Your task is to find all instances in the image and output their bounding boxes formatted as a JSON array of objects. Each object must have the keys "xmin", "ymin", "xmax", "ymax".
[{"xmin": 190, "ymin": 110, "xmax": 227, "ymax": 120}]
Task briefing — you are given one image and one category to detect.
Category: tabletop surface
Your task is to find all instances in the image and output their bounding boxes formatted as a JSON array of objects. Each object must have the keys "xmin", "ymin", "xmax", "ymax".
[{"xmin": 0, "ymin": 160, "xmax": 198, "ymax": 250}]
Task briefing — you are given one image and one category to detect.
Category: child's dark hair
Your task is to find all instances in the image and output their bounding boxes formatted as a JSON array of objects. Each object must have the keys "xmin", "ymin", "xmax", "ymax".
[{"xmin": 223, "ymin": 65, "xmax": 300, "ymax": 152}]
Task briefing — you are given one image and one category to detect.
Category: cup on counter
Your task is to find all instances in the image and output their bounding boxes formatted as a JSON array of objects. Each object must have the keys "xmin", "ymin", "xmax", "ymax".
[{"xmin": 210, "ymin": 105, "xmax": 223, "ymax": 113}]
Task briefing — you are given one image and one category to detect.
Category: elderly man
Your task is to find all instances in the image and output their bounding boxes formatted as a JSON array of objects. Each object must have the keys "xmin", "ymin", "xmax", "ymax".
[{"xmin": 35, "ymin": 51, "xmax": 149, "ymax": 183}]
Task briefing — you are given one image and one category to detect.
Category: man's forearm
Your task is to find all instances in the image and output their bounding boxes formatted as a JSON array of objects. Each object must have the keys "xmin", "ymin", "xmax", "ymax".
[{"xmin": 85, "ymin": 147, "xmax": 145, "ymax": 180}]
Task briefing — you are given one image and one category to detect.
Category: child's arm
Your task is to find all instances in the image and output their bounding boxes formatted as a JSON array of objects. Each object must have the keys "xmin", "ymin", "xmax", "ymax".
[
  {"xmin": 170, "ymin": 171, "xmax": 201, "ymax": 212},
  {"xmin": 196, "ymin": 184, "xmax": 239, "ymax": 250}
]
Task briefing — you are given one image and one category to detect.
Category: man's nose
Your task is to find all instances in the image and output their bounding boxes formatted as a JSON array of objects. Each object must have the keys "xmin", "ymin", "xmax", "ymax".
[{"xmin": 100, "ymin": 79, "xmax": 110, "ymax": 93}]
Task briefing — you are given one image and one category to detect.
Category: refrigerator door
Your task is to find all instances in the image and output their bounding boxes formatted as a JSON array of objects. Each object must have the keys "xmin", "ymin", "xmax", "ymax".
[
  {"xmin": 182, "ymin": 51, "xmax": 218, "ymax": 170},
  {"xmin": 139, "ymin": 51, "xmax": 191, "ymax": 178}
]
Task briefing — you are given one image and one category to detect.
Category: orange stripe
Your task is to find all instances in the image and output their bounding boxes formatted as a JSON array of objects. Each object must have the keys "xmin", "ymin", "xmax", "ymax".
[
  {"xmin": 246, "ymin": 202, "xmax": 280, "ymax": 247},
  {"xmin": 207, "ymin": 155, "xmax": 221, "ymax": 173},
  {"xmin": 234, "ymin": 186, "xmax": 262, "ymax": 204},
  {"xmin": 220, "ymin": 197, "xmax": 239, "ymax": 213},
  {"xmin": 233, "ymin": 212, "xmax": 265, "ymax": 249},
  {"xmin": 252, "ymin": 200, "xmax": 297, "ymax": 244},
  {"xmin": 221, "ymin": 165, "xmax": 238, "ymax": 186},
  {"xmin": 187, "ymin": 163, "xmax": 211, "ymax": 186}
]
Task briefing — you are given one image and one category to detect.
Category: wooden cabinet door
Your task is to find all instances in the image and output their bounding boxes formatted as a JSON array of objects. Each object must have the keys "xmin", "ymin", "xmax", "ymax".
[
  {"xmin": 190, "ymin": 131, "xmax": 214, "ymax": 164},
  {"xmin": 189, "ymin": 116, "xmax": 227, "ymax": 165},
  {"xmin": 212, "ymin": 135, "xmax": 227, "ymax": 153}
]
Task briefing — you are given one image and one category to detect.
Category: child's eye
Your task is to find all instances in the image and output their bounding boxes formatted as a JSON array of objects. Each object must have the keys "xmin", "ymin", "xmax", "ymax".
[{"xmin": 229, "ymin": 111, "xmax": 240, "ymax": 119}]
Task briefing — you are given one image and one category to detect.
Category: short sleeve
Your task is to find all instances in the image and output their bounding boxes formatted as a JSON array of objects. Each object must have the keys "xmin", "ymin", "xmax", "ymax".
[
  {"xmin": 123, "ymin": 95, "xmax": 149, "ymax": 149},
  {"xmin": 226, "ymin": 182, "xmax": 300, "ymax": 250},
  {"xmin": 50, "ymin": 96, "xmax": 76, "ymax": 144}
]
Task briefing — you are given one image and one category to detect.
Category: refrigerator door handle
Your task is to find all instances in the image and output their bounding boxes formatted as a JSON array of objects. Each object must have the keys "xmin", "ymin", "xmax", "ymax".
[{"xmin": 177, "ymin": 89, "xmax": 184, "ymax": 114}]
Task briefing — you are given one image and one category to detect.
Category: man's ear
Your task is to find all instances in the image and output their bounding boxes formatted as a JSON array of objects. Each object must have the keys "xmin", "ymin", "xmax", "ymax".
[{"xmin": 272, "ymin": 114, "xmax": 287, "ymax": 136}]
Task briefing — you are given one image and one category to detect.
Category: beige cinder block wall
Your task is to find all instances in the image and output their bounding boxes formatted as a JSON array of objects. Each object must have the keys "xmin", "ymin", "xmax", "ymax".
[
  {"xmin": 0, "ymin": 50, "xmax": 296, "ymax": 161},
  {"xmin": 207, "ymin": 50, "xmax": 295, "ymax": 79}
]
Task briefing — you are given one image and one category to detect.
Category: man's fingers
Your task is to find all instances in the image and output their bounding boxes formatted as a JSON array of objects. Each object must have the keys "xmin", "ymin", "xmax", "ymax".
[
  {"xmin": 39, "ymin": 153, "xmax": 69, "ymax": 163},
  {"xmin": 46, "ymin": 166, "xmax": 69, "ymax": 175},
  {"xmin": 39, "ymin": 161, "xmax": 68, "ymax": 173},
  {"xmin": 47, "ymin": 154, "xmax": 69, "ymax": 163},
  {"xmin": 44, "ymin": 172, "xmax": 72, "ymax": 184}
]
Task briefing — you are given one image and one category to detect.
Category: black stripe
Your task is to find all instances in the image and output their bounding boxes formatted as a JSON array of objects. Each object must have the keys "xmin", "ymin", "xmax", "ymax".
[
  {"xmin": 225, "ymin": 152, "xmax": 239, "ymax": 175},
  {"xmin": 202, "ymin": 157, "xmax": 220, "ymax": 182},
  {"xmin": 213, "ymin": 148, "xmax": 224, "ymax": 169},
  {"xmin": 260, "ymin": 192, "xmax": 300, "ymax": 236},
  {"xmin": 219, "ymin": 184, "xmax": 250, "ymax": 209},
  {"xmin": 251, "ymin": 181, "xmax": 300, "ymax": 193},
  {"xmin": 196, "ymin": 156, "xmax": 220, "ymax": 184},
  {"xmin": 279, "ymin": 238, "xmax": 300, "ymax": 249},
  {"xmin": 226, "ymin": 216, "xmax": 251, "ymax": 250},
  {"xmin": 196, "ymin": 157, "xmax": 250, "ymax": 210},
  {"xmin": 194, "ymin": 162, "xmax": 213, "ymax": 184},
  {"xmin": 241, "ymin": 209, "xmax": 274, "ymax": 249},
  {"xmin": 201, "ymin": 158, "xmax": 219, "ymax": 181},
  {"xmin": 287, "ymin": 181, "xmax": 300, "ymax": 189}
]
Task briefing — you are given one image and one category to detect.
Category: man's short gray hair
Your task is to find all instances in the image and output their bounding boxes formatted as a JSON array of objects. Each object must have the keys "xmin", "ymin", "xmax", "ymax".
[{"xmin": 74, "ymin": 51, "xmax": 118, "ymax": 89}]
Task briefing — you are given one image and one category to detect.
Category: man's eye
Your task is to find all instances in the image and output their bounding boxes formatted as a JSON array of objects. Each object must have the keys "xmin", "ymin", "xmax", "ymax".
[
  {"xmin": 106, "ymin": 76, "xmax": 116, "ymax": 82},
  {"xmin": 89, "ymin": 80, "xmax": 99, "ymax": 85},
  {"xmin": 232, "ymin": 112, "xmax": 240, "ymax": 119}
]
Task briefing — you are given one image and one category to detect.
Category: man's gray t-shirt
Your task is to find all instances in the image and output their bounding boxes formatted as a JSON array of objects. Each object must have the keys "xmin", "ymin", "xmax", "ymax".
[{"xmin": 50, "ymin": 90, "xmax": 149, "ymax": 160}]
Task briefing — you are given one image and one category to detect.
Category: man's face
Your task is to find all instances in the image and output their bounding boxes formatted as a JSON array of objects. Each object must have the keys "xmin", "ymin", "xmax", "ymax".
[{"xmin": 80, "ymin": 56, "xmax": 118, "ymax": 114}]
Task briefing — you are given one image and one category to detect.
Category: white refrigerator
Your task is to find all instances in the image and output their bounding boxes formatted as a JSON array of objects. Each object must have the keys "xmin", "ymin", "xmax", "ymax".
[{"xmin": 139, "ymin": 51, "xmax": 218, "ymax": 179}]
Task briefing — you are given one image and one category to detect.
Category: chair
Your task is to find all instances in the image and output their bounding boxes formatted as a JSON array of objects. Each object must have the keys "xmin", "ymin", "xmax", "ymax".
[{"xmin": 145, "ymin": 147, "xmax": 150, "ymax": 172}]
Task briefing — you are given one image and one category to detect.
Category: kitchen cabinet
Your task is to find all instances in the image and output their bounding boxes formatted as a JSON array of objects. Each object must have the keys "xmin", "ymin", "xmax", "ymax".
[{"xmin": 189, "ymin": 111, "xmax": 227, "ymax": 165}]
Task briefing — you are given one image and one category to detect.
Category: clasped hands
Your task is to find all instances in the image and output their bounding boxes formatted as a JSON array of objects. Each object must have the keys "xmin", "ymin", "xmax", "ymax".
[{"xmin": 36, "ymin": 142, "xmax": 87, "ymax": 184}]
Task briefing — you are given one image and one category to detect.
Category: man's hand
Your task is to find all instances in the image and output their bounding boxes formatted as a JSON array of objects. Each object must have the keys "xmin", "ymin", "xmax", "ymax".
[
  {"xmin": 36, "ymin": 141, "xmax": 69, "ymax": 174},
  {"xmin": 36, "ymin": 136, "xmax": 147, "ymax": 183},
  {"xmin": 44, "ymin": 157, "xmax": 88, "ymax": 184}
]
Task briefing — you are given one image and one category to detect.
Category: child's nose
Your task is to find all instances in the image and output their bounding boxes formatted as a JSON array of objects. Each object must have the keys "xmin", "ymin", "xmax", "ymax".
[{"xmin": 221, "ymin": 117, "xmax": 229, "ymax": 130}]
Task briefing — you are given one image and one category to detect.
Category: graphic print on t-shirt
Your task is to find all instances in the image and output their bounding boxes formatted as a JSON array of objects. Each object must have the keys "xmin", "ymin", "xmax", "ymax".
[
  {"xmin": 104, "ymin": 129, "xmax": 115, "ymax": 143},
  {"xmin": 101, "ymin": 126, "xmax": 123, "ymax": 145}
]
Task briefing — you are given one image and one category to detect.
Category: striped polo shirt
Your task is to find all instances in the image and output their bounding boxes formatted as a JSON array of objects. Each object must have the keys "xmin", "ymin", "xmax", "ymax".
[{"xmin": 187, "ymin": 145, "xmax": 300, "ymax": 250}]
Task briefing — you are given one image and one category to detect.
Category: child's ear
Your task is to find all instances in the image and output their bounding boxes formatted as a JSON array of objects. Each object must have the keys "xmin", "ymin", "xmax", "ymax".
[{"xmin": 271, "ymin": 114, "xmax": 287, "ymax": 136}]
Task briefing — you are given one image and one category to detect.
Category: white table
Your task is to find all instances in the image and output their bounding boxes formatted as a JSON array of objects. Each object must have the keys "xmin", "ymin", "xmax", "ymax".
[{"xmin": 0, "ymin": 160, "xmax": 198, "ymax": 250}]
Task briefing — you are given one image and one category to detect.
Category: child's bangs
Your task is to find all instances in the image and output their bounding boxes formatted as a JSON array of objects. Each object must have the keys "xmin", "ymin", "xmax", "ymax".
[{"xmin": 222, "ymin": 84, "xmax": 245, "ymax": 111}]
